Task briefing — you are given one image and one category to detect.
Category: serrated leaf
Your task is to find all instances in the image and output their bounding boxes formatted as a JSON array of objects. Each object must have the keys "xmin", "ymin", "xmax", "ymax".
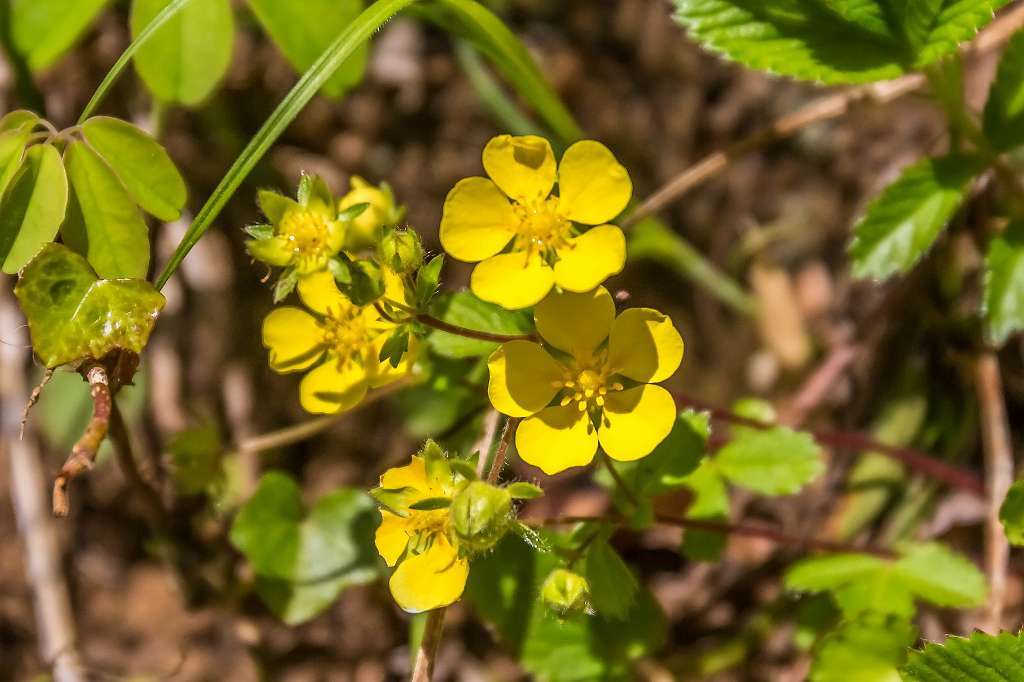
[
  {"xmin": 892, "ymin": 542, "xmax": 987, "ymax": 608},
  {"xmin": 982, "ymin": 221, "xmax": 1024, "ymax": 345},
  {"xmin": 902, "ymin": 630, "xmax": 1024, "ymax": 681},
  {"xmin": 999, "ymin": 479, "xmax": 1024, "ymax": 546},
  {"xmin": 584, "ymin": 535, "xmax": 638, "ymax": 620},
  {"xmin": 246, "ymin": 0, "xmax": 368, "ymax": 98},
  {"xmin": 0, "ymin": 143, "xmax": 67, "ymax": 274},
  {"xmin": 13, "ymin": 243, "xmax": 165, "ymax": 368},
  {"xmin": 229, "ymin": 472, "xmax": 379, "ymax": 624},
  {"xmin": 984, "ymin": 31, "xmax": 1024, "ymax": 151},
  {"xmin": 11, "ymin": 0, "xmax": 110, "ymax": 71},
  {"xmin": 850, "ymin": 155, "xmax": 984, "ymax": 280},
  {"xmin": 715, "ymin": 426, "xmax": 823, "ymax": 496},
  {"xmin": 811, "ymin": 613, "xmax": 917, "ymax": 682},
  {"xmin": 426, "ymin": 290, "xmax": 532, "ymax": 358},
  {"xmin": 130, "ymin": 0, "xmax": 235, "ymax": 106},
  {"xmin": 81, "ymin": 116, "xmax": 187, "ymax": 221},
  {"xmin": 64, "ymin": 139, "xmax": 150, "ymax": 279}
]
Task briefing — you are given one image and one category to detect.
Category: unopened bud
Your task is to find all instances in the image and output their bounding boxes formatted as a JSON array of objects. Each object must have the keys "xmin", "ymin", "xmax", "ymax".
[
  {"xmin": 541, "ymin": 569, "xmax": 590, "ymax": 618},
  {"xmin": 451, "ymin": 481, "xmax": 512, "ymax": 553},
  {"xmin": 339, "ymin": 176, "xmax": 399, "ymax": 248},
  {"xmin": 379, "ymin": 228, "xmax": 424, "ymax": 274}
]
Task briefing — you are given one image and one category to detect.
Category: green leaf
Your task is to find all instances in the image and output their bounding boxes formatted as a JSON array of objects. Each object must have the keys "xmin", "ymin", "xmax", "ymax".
[
  {"xmin": 156, "ymin": 0, "xmax": 415, "ymax": 289},
  {"xmin": 81, "ymin": 116, "xmax": 187, "ymax": 221},
  {"xmin": 811, "ymin": 613, "xmax": 917, "ymax": 682},
  {"xmin": 0, "ymin": 110, "xmax": 40, "ymax": 133},
  {"xmin": 329, "ymin": 254, "xmax": 384, "ymax": 305},
  {"xmin": 999, "ymin": 479, "xmax": 1024, "ymax": 546},
  {"xmin": 892, "ymin": 542, "xmax": 987, "ymax": 608},
  {"xmin": 426, "ymin": 290, "xmax": 532, "ymax": 358},
  {"xmin": 11, "ymin": 0, "xmax": 110, "ymax": 71},
  {"xmin": 983, "ymin": 221, "xmax": 1024, "ymax": 345},
  {"xmin": 13, "ymin": 243, "xmax": 165, "ymax": 368},
  {"xmin": 679, "ymin": 459, "xmax": 730, "ymax": 562},
  {"xmin": 984, "ymin": 31, "xmax": 1024, "ymax": 151},
  {"xmin": 672, "ymin": 1, "xmax": 1006, "ymax": 85},
  {"xmin": 0, "ymin": 130, "xmax": 29, "ymax": 197},
  {"xmin": 902, "ymin": 630, "xmax": 1024, "ymax": 681},
  {"xmin": 715, "ymin": 426, "xmax": 823, "ymax": 496},
  {"xmin": 786, "ymin": 554, "xmax": 891, "ymax": 592},
  {"xmin": 415, "ymin": 253, "xmax": 444, "ymax": 309},
  {"xmin": 130, "ymin": 0, "xmax": 235, "ymax": 106},
  {"xmin": 584, "ymin": 535, "xmax": 638, "ymax": 620},
  {"xmin": 64, "ymin": 139, "xmax": 150, "ymax": 279},
  {"xmin": 849, "ymin": 155, "xmax": 984, "ymax": 280},
  {"xmin": 229, "ymin": 472, "xmax": 380, "ymax": 624},
  {"xmin": 246, "ymin": 0, "xmax": 368, "ymax": 98},
  {"xmin": 0, "ymin": 143, "xmax": 68, "ymax": 274}
]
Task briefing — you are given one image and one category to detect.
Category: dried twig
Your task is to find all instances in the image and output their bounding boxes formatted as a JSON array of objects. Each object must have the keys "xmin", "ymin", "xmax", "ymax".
[
  {"xmin": 20, "ymin": 367, "xmax": 54, "ymax": 439},
  {"xmin": 52, "ymin": 362, "xmax": 112, "ymax": 517}
]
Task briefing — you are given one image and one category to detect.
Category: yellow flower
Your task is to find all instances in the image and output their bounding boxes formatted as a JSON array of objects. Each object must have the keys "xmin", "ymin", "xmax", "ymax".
[
  {"xmin": 338, "ymin": 176, "xmax": 400, "ymax": 249},
  {"xmin": 487, "ymin": 286, "xmax": 683, "ymax": 474},
  {"xmin": 248, "ymin": 181, "xmax": 346, "ymax": 275},
  {"xmin": 261, "ymin": 270, "xmax": 414, "ymax": 414},
  {"xmin": 374, "ymin": 455, "xmax": 469, "ymax": 613},
  {"xmin": 440, "ymin": 135, "xmax": 632, "ymax": 310}
]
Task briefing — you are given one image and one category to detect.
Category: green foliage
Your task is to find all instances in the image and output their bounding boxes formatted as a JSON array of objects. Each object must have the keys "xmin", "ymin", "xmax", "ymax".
[
  {"xmin": 584, "ymin": 534, "xmax": 638, "ymax": 620},
  {"xmin": 229, "ymin": 472, "xmax": 380, "ymax": 625},
  {"xmin": 999, "ymin": 479, "xmax": 1024, "ymax": 546},
  {"xmin": 63, "ymin": 140, "xmax": 150, "ymax": 279},
  {"xmin": 426, "ymin": 290, "xmax": 532, "ymax": 358},
  {"xmin": 0, "ymin": 143, "xmax": 67, "ymax": 274},
  {"xmin": 982, "ymin": 221, "xmax": 1024, "ymax": 345},
  {"xmin": 467, "ymin": 534, "xmax": 666, "ymax": 681},
  {"xmin": 246, "ymin": 0, "xmax": 368, "ymax": 98},
  {"xmin": 673, "ymin": 1, "xmax": 1007, "ymax": 85},
  {"xmin": 604, "ymin": 410, "xmax": 710, "ymax": 498},
  {"xmin": 130, "ymin": 0, "xmax": 235, "ymax": 106},
  {"xmin": 678, "ymin": 460, "xmax": 730, "ymax": 561},
  {"xmin": 902, "ymin": 630, "xmax": 1024, "ymax": 681},
  {"xmin": 714, "ymin": 425, "xmax": 823, "ymax": 496},
  {"xmin": 13, "ymin": 244, "xmax": 165, "ymax": 368},
  {"xmin": 811, "ymin": 613, "xmax": 917, "ymax": 682},
  {"xmin": 849, "ymin": 155, "xmax": 984, "ymax": 280},
  {"xmin": 10, "ymin": 0, "xmax": 110, "ymax": 71},
  {"xmin": 0, "ymin": 131, "xmax": 31, "ymax": 198},
  {"xmin": 984, "ymin": 31, "xmax": 1024, "ymax": 151},
  {"xmin": 168, "ymin": 419, "xmax": 224, "ymax": 496},
  {"xmin": 81, "ymin": 116, "xmax": 187, "ymax": 221}
]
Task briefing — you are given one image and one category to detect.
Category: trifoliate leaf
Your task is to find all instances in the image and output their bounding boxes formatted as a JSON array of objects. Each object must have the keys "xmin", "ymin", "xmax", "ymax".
[
  {"xmin": 902, "ymin": 630, "xmax": 1024, "ymax": 681},
  {"xmin": 715, "ymin": 426, "xmax": 823, "ymax": 496},
  {"xmin": 849, "ymin": 155, "xmax": 984, "ymax": 280},
  {"xmin": 0, "ymin": 143, "xmax": 67, "ymax": 274},
  {"xmin": 229, "ymin": 472, "xmax": 379, "ymax": 625},
  {"xmin": 130, "ymin": 0, "xmax": 235, "ymax": 106},
  {"xmin": 426, "ymin": 290, "xmax": 531, "ymax": 358},
  {"xmin": 81, "ymin": 116, "xmax": 187, "ymax": 221},
  {"xmin": 982, "ymin": 221, "xmax": 1024, "ymax": 345},
  {"xmin": 811, "ymin": 613, "xmax": 917, "ymax": 682},
  {"xmin": 584, "ymin": 535, "xmax": 638, "ymax": 620},
  {"xmin": 10, "ymin": 0, "xmax": 109, "ymax": 71},
  {"xmin": 999, "ymin": 479, "xmax": 1024, "ymax": 546},
  {"xmin": 984, "ymin": 31, "xmax": 1024, "ymax": 151},
  {"xmin": 13, "ymin": 243, "xmax": 165, "ymax": 368},
  {"xmin": 64, "ymin": 140, "xmax": 150, "ymax": 279}
]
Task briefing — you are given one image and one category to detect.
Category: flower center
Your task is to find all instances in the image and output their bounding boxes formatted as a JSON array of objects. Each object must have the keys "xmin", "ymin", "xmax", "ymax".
[
  {"xmin": 280, "ymin": 209, "xmax": 334, "ymax": 263},
  {"xmin": 557, "ymin": 363, "xmax": 624, "ymax": 413},
  {"xmin": 320, "ymin": 305, "xmax": 374, "ymax": 369},
  {"xmin": 405, "ymin": 508, "xmax": 450, "ymax": 553},
  {"xmin": 512, "ymin": 197, "xmax": 572, "ymax": 257}
]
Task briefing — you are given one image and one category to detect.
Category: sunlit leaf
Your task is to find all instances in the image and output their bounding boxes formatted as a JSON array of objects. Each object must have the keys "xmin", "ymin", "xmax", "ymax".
[
  {"xmin": 426, "ymin": 290, "xmax": 532, "ymax": 358},
  {"xmin": 982, "ymin": 221, "xmax": 1024, "ymax": 345},
  {"xmin": 984, "ymin": 31, "xmax": 1024, "ymax": 151},
  {"xmin": 0, "ymin": 130, "xmax": 29, "ymax": 198},
  {"xmin": 584, "ymin": 535, "xmax": 637, "ymax": 620},
  {"xmin": 715, "ymin": 426, "xmax": 823, "ymax": 496},
  {"xmin": 999, "ymin": 479, "xmax": 1024, "ymax": 546},
  {"xmin": 11, "ymin": 0, "xmax": 110, "ymax": 71},
  {"xmin": 902, "ymin": 630, "xmax": 1024, "ymax": 681},
  {"xmin": 0, "ymin": 143, "xmax": 68, "ymax": 274}
]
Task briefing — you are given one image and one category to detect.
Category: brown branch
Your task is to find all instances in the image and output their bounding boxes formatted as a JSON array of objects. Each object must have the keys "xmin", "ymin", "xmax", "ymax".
[
  {"xmin": 486, "ymin": 417, "xmax": 519, "ymax": 484},
  {"xmin": 672, "ymin": 391, "xmax": 986, "ymax": 497},
  {"xmin": 974, "ymin": 352, "xmax": 1014, "ymax": 633},
  {"xmin": 411, "ymin": 608, "xmax": 446, "ymax": 682},
  {"xmin": 52, "ymin": 362, "xmax": 111, "ymax": 517}
]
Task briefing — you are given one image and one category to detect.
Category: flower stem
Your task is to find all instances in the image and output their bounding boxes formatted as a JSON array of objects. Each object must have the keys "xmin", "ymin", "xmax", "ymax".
[
  {"xmin": 411, "ymin": 608, "xmax": 446, "ymax": 682},
  {"xmin": 486, "ymin": 417, "xmax": 519, "ymax": 484},
  {"xmin": 385, "ymin": 298, "xmax": 533, "ymax": 344}
]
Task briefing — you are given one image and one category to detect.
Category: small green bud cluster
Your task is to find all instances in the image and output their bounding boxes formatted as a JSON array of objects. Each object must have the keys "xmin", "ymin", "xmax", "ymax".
[
  {"xmin": 451, "ymin": 480, "xmax": 513, "ymax": 553},
  {"xmin": 541, "ymin": 568, "xmax": 591, "ymax": 618},
  {"xmin": 379, "ymin": 226, "xmax": 424, "ymax": 274}
]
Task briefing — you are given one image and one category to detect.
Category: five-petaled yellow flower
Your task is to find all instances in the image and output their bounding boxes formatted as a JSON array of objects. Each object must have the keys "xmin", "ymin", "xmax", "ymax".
[
  {"xmin": 488, "ymin": 287, "xmax": 683, "ymax": 474},
  {"xmin": 262, "ymin": 271, "xmax": 414, "ymax": 414},
  {"xmin": 440, "ymin": 135, "xmax": 632, "ymax": 309},
  {"xmin": 247, "ymin": 180, "xmax": 345, "ymax": 275},
  {"xmin": 374, "ymin": 455, "xmax": 469, "ymax": 613}
]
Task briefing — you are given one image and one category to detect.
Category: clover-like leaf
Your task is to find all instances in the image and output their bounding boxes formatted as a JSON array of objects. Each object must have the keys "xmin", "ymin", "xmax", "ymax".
[
  {"xmin": 0, "ymin": 143, "xmax": 68, "ymax": 274},
  {"xmin": 13, "ymin": 243, "xmax": 165, "ymax": 368}
]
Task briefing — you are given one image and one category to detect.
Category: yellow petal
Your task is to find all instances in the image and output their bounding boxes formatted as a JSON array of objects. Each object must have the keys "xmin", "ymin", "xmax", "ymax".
[
  {"xmin": 557, "ymin": 140, "xmax": 632, "ymax": 225},
  {"xmin": 382, "ymin": 268, "xmax": 407, "ymax": 304},
  {"xmin": 471, "ymin": 251, "xmax": 555, "ymax": 310},
  {"xmin": 298, "ymin": 359, "xmax": 369, "ymax": 414},
  {"xmin": 440, "ymin": 177, "xmax": 517, "ymax": 262},
  {"xmin": 297, "ymin": 270, "xmax": 351, "ymax": 316},
  {"xmin": 599, "ymin": 385, "xmax": 676, "ymax": 462},
  {"xmin": 516, "ymin": 405, "xmax": 598, "ymax": 475},
  {"xmin": 553, "ymin": 224, "xmax": 626, "ymax": 292},
  {"xmin": 375, "ymin": 510, "xmax": 409, "ymax": 567},
  {"xmin": 534, "ymin": 287, "xmax": 615, "ymax": 359},
  {"xmin": 482, "ymin": 135, "xmax": 556, "ymax": 202},
  {"xmin": 369, "ymin": 333, "xmax": 416, "ymax": 387},
  {"xmin": 262, "ymin": 307, "xmax": 324, "ymax": 373},
  {"xmin": 247, "ymin": 236, "xmax": 293, "ymax": 266},
  {"xmin": 607, "ymin": 308, "xmax": 684, "ymax": 383},
  {"xmin": 380, "ymin": 456, "xmax": 428, "ymax": 491},
  {"xmin": 487, "ymin": 340, "xmax": 563, "ymax": 417},
  {"xmin": 339, "ymin": 180, "xmax": 390, "ymax": 248},
  {"xmin": 389, "ymin": 536, "xmax": 469, "ymax": 613}
]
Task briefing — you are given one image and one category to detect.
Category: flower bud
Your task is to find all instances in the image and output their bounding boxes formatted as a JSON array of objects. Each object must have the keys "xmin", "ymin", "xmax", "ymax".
[
  {"xmin": 379, "ymin": 227, "xmax": 424, "ymax": 274},
  {"xmin": 339, "ymin": 176, "xmax": 399, "ymax": 249},
  {"xmin": 541, "ymin": 568, "xmax": 590, "ymax": 618},
  {"xmin": 450, "ymin": 481, "xmax": 512, "ymax": 553}
]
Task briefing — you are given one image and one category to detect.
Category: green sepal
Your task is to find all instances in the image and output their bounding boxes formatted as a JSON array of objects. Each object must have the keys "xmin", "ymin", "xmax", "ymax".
[
  {"xmin": 297, "ymin": 172, "xmax": 333, "ymax": 209},
  {"xmin": 338, "ymin": 201, "xmax": 370, "ymax": 222},
  {"xmin": 408, "ymin": 496, "xmax": 453, "ymax": 511},
  {"xmin": 378, "ymin": 328, "xmax": 410, "ymax": 368},
  {"xmin": 258, "ymin": 189, "xmax": 300, "ymax": 223},
  {"xmin": 506, "ymin": 482, "xmax": 544, "ymax": 500},
  {"xmin": 244, "ymin": 223, "xmax": 275, "ymax": 240},
  {"xmin": 328, "ymin": 253, "xmax": 384, "ymax": 306},
  {"xmin": 272, "ymin": 267, "xmax": 299, "ymax": 303},
  {"xmin": 415, "ymin": 253, "xmax": 444, "ymax": 310}
]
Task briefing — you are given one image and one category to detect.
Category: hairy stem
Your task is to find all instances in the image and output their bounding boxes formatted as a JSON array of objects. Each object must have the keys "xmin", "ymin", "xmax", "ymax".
[
  {"xmin": 52, "ymin": 363, "xmax": 111, "ymax": 517},
  {"xmin": 411, "ymin": 609, "xmax": 446, "ymax": 682},
  {"xmin": 486, "ymin": 417, "xmax": 519, "ymax": 484}
]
